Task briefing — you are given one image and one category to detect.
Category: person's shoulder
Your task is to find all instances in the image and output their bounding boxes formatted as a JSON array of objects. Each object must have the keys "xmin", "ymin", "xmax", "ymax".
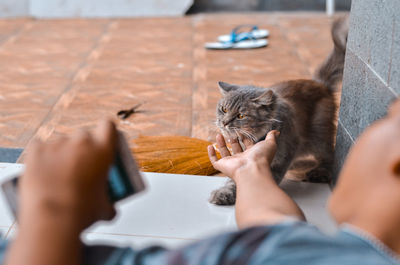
[
  {"xmin": 337, "ymin": 224, "xmax": 400, "ymax": 265},
  {"xmin": 257, "ymin": 218, "xmax": 333, "ymax": 246},
  {"xmin": 249, "ymin": 220, "xmax": 399, "ymax": 265}
]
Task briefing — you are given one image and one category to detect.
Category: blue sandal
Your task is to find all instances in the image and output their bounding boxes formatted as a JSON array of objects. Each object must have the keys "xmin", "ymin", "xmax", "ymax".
[{"xmin": 205, "ymin": 25, "xmax": 269, "ymax": 50}]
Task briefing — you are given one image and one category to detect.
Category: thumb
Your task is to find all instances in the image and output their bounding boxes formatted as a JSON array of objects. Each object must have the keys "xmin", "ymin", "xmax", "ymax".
[
  {"xmin": 94, "ymin": 119, "xmax": 117, "ymax": 152},
  {"xmin": 264, "ymin": 130, "xmax": 279, "ymax": 164}
]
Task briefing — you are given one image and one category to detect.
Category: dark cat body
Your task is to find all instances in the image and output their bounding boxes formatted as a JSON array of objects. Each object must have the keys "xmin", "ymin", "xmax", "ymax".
[
  {"xmin": 269, "ymin": 79, "xmax": 337, "ymax": 182},
  {"xmin": 210, "ymin": 17, "xmax": 348, "ymax": 205}
]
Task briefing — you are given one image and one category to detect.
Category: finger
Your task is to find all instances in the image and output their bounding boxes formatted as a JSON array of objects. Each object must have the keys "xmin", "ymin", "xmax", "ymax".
[
  {"xmin": 230, "ymin": 137, "xmax": 243, "ymax": 154},
  {"xmin": 208, "ymin": 145, "xmax": 219, "ymax": 165},
  {"xmin": 25, "ymin": 139, "xmax": 44, "ymax": 165},
  {"xmin": 264, "ymin": 130, "xmax": 279, "ymax": 164},
  {"xmin": 48, "ymin": 135, "xmax": 68, "ymax": 144},
  {"xmin": 242, "ymin": 137, "xmax": 254, "ymax": 150},
  {"xmin": 27, "ymin": 138, "xmax": 43, "ymax": 154},
  {"xmin": 216, "ymin": 134, "xmax": 231, "ymax": 157},
  {"xmin": 94, "ymin": 119, "xmax": 117, "ymax": 151},
  {"xmin": 72, "ymin": 130, "xmax": 93, "ymax": 146},
  {"xmin": 102, "ymin": 204, "xmax": 117, "ymax": 221}
]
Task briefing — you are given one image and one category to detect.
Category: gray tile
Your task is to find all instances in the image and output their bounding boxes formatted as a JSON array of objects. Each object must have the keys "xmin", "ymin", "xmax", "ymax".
[
  {"xmin": 339, "ymin": 51, "xmax": 397, "ymax": 139},
  {"xmin": 389, "ymin": 16, "xmax": 400, "ymax": 95},
  {"xmin": 339, "ymin": 50, "xmax": 367, "ymax": 139},
  {"xmin": 347, "ymin": 0, "xmax": 371, "ymax": 63},
  {"xmin": 332, "ymin": 122, "xmax": 354, "ymax": 186},
  {"xmin": 360, "ymin": 66, "xmax": 397, "ymax": 132},
  {"xmin": 348, "ymin": 0, "xmax": 396, "ymax": 83},
  {"xmin": 0, "ymin": 148, "xmax": 23, "ymax": 163},
  {"xmin": 0, "ymin": 0, "xmax": 29, "ymax": 17},
  {"xmin": 368, "ymin": 0, "xmax": 396, "ymax": 83}
]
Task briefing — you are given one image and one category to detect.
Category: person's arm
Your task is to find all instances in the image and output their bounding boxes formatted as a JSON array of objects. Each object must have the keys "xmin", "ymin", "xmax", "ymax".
[
  {"xmin": 4, "ymin": 120, "xmax": 117, "ymax": 265},
  {"xmin": 6, "ymin": 210, "xmax": 82, "ymax": 265},
  {"xmin": 208, "ymin": 131, "xmax": 305, "ymax": 229}
]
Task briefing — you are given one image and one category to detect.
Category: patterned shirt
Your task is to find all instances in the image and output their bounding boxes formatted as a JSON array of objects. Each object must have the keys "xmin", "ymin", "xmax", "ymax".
[{"xmin": 80, "ymin": 221, "xmax": 400, "ymax": 265}]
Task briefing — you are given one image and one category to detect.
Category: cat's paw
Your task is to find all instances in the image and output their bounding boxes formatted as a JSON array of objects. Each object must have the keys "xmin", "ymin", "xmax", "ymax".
[
  {"xmin": 306, "ymin": 167, "xmax": 331, "ymax": 183},
  {"xmin": 209, "ymin": 187, "xmax": 236, "ymax": 206}
]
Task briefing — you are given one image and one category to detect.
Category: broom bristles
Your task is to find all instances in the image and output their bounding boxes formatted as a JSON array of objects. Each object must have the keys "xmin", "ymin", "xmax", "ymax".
[{"xmin": 131, "ymin": 135, "xmax": 220, "ymax": 176}]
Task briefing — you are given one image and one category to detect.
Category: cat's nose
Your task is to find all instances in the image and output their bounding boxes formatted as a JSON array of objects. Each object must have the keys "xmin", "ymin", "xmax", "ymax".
[{"xmin": 222, "ymin": 120, "xmax": 228, "ymax": 126}]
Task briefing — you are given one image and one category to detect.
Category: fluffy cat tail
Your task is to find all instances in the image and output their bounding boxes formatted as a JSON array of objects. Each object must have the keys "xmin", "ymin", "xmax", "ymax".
[{"xmin": 314, "ymin": 16, "xmax": 349, "ymax": 91}]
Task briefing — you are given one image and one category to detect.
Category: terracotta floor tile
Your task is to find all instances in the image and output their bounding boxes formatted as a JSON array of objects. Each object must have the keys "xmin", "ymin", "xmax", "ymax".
[{"xmin": 0, "ymin": 13, "xmax": 339, "ymax": 151}]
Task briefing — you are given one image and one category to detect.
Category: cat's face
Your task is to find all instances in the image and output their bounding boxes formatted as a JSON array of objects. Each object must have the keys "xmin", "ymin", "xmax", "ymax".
[{"xmin": 216, "ymin": 81, "xmax": 277, "ymax": 143}]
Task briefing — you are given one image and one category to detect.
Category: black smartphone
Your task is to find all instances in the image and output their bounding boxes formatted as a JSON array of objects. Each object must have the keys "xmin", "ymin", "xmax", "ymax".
[{"xmin": 1, "ymin": 131, "xmax": 145, "ymax": 218}]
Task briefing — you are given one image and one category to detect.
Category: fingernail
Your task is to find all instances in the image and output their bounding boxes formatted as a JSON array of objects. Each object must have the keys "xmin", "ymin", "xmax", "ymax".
[{"xmin": 266, "ymin": 130, "xmax": 279, "ymax": 140}]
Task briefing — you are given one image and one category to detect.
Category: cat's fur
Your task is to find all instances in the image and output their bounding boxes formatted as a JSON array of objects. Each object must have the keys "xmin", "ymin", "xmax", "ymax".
[{"xmin": 210, "ymin": 16, "xmax": 349, "ymax": 205}]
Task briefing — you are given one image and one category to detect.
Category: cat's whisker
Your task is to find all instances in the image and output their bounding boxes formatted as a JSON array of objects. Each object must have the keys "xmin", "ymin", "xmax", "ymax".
[
  {"xmin": 233, "ymin": 128, "xmax": 242, "ymax": 140},
  {"xmin": 236, "ymin": 128, "xmax": 257, "ymax": 143},
  {"xmin": 269, "ymin": 118, "xmax": 283, "ymax": 123},
  {"xmin": 228, "ymin": 127, "xmax": 244, "ymax": 140}
]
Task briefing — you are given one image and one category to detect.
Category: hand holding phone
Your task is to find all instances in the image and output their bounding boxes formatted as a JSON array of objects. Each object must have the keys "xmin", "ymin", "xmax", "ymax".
[
  {"xmin": 2, "ymin": 120, "xmax": 144, "ymax": 226},
  {"xmin": 108, "ymin": 131, "xmax": 145, "ymax": 202}
]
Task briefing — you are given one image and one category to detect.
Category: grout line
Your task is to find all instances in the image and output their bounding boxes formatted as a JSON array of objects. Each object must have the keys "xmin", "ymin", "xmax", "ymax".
[
  {"xmin": 338, "ymin": 119, "xmax": 355, "ymax": 142},
  {"xmin": 348, "ymin": 47, "xmax": 399, "ymax": 97},
  {"xmin": 277, "ymin": 17, "xmax": 315, "ymax": 77},
  {"xmin": 4, "ymin": 221, "xmax": 16, "ymax": 239},
  {"xmin": 0, "ymin": 226, "xmax": 10, "ymax": 239},
  {"xmin": 190, "ymin": 14, "xmax": 208, "ymax": 139},
  {"xmin": 190, "ymin": 15, "xmax": 196, "ymax": 138},
  {"xmin": 0, "ymin": 19, "xmax": 35, "ymax": 50},
  {"xmin": 85, "ymin": 231, "xmax": 198, "ymax": 241},
  {"xmin": 17, "ymin": 20, "xmax": 117, "ymax": 162},
  {"xmin": 387, "ymin": 18, "xmax": 395, "ymax": 89}
]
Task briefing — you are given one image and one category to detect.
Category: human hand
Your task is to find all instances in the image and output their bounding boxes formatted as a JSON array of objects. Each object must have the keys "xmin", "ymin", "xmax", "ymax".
[
  {"xmin": 208, "ymin": 130, "xmax": 279, "ymax": 181},
  {"xmin": 19, "ymin": 120, "xmax": 117, "ymax": 232}
]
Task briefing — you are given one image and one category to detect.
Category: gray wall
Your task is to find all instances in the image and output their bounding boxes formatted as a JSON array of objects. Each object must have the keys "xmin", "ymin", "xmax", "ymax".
[
  {"xmin": 30, "ymin": 0, "xmax": 193, "ymax": 18},
  {"xmin": 333, "ymin": 0, "xmax": 399, "ymax": 184},
  {"xmin": 0, "ymin": 0, "xmax": 352, "ymax": 17},
  {"xmin": 0, "ymin": 0, "xmax": 29, "ymax": 17},
  {"xmin": 187, "ymin": 0, "xmax": 351, "ymax": 13},
  {"xmin": 0, "ymin": 0, "xmax": 193, "ymax": 17}
]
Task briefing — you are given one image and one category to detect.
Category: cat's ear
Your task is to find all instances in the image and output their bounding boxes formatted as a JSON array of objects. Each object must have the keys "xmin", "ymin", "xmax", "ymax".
[
  {"xmin": 218, "ymin": 81, "xmax": 239, "ymax": 95},
  {"xmin": 253, "ymin": 90, "xmax": 276, "ymax": 106}
]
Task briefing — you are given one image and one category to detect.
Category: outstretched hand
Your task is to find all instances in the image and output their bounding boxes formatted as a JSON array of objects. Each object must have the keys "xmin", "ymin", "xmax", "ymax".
[{"xmin": 208, "ymin": 130, "xmax": 279, "ymax": 181}]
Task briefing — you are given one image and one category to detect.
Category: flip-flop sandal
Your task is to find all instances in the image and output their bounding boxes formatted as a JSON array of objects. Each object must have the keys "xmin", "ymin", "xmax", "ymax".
[
  {"xmin": 204, "ymin": 39, "xmax": 268, "ymax": 50},
  {"xmin": 205, "ymin": 25, "xmax": 269, "ymax": 50},
  {"xmin": 217, "ymin": 25, "xmax": 270, "ymax": 43}
]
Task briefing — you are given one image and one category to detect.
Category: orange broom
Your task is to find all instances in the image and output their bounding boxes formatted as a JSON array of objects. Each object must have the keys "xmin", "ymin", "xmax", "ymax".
[
  {"xmin": 131, "ymin": 135, "xmax": 221, "ymax": 176},
  {"xmin": 119, "ymin": 105, "xmax": 220, "ymax": 176}
]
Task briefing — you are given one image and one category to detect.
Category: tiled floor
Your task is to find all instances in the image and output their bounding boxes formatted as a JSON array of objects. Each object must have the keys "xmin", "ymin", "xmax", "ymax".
[
  {"xmin": 0, "ymin": 13, "xmax": 339, "ymax": 248},
  {"xmin": 1, "ymin": 163, "xmax": 236, "ymax": 246},
  {"xmin": 0, "ymin": 13, "xmax": 339, "ymax": 155},
  {"xmin": 0, "ymin": 163, "xmax": 335, "ymax": 248}
]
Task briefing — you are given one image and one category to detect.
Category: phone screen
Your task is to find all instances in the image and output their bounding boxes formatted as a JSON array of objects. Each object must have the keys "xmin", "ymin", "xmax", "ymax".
[{"xmin": 108, "ymin": 152, "xmax": 135, "ymax": 202}]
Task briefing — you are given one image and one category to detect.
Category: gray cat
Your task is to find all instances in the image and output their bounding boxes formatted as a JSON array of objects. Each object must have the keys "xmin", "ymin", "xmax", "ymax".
[{"xmin": 210, "ymin": 16, "xmax": 349, "ymax": 205}]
